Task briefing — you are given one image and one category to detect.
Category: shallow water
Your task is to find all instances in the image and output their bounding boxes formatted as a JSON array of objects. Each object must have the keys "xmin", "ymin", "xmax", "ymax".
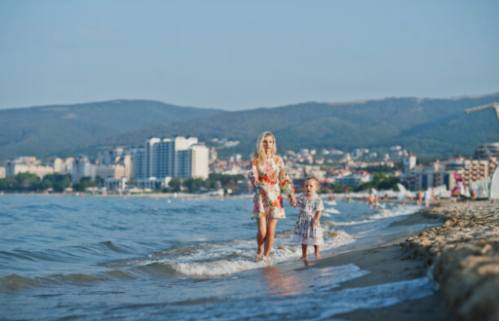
[{"xmin": 0, "ymin": 195, "xmax": 435, "ymax": 321}]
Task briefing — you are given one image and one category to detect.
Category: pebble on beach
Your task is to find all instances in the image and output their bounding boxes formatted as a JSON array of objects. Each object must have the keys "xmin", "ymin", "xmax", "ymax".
[{"xmin": 402, "ymin": 201, "xmax": 499, "ymax": 321}]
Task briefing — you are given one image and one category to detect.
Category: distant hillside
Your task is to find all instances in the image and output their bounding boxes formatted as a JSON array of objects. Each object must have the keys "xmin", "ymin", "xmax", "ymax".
[
  {"xmin": 0, "ymin": 100, "xmax": 222, "ymax": 159},
  {"xmin": 107, "ymin": 94, "xmax": 499, "ymax": 158},
  {"xmin": 1, "ymin": 94, "xmax": 498, "ymax": 160}
]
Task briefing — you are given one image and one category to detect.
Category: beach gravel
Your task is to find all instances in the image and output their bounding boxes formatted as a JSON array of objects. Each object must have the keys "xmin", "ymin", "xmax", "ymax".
[{"xmin": 402, "ymin": 200, "xmax": 499, "ymax": 321}]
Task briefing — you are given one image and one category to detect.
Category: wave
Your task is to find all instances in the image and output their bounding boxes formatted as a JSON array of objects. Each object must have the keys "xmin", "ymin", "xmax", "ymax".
[
  {"xmin": 114, "ymin": 229, "xmax": 355, "ymax": 278},
  {"xmin": 324, "ymin": 207, "xmax": 340, "ymax": 215},
  {"xmin": 0, "ymin": 241, "xmax": 131, "ymax": 266},
  {"xmin": 0, "ymin": 270, "xmax": 132, "ymax": 292},
  {"xmin": 94, "ymin": 221, "xmax": 356, "ymax": 279},
  {"xmin": 333, "ymin": 204, "xmax": 421, "ymax": 227},
  {"xmin": 2, "ymin": 227, "xmax": 355, "ymax": 290}
]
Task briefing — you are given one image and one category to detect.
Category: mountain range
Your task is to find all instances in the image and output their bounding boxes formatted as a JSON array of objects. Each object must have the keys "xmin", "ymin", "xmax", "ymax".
[{"xmin": 1, "ymin": 93, "xmax": 498, "ymax": 161}]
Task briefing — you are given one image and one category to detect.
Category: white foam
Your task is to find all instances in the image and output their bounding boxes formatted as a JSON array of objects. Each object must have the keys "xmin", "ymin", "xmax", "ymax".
[
  {"xmin": 161, "ymin": 230, "xmax": 355, "ymax": 277},
  {"xmin": 316, "ymin": 276, "xmax": 435, "ymax": 319},
  {"xmin": 369, "ymin": 204, "xmax": 420, "ymax": 220},
  {"xmin": 324, "ymin": 207, "xmax": 340, "ymax": 215},
  {"xmin": 333, "ymin": 204, "xmax": 421, "ymax": 227}
]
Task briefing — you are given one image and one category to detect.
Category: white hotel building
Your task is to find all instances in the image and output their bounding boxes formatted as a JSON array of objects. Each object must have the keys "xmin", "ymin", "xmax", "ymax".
[{"xmin": 132, "ymin": 136, "xmax": 209, "ymax": 183}]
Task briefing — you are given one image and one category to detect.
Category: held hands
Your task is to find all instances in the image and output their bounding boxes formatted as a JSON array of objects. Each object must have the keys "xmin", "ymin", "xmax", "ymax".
[
  {"xmin": 313, "ymin": 213, "xmax": 321, "ymax": 226},
  {"xmin": 289, "ymin": 194, "xmax": 297, "ymax": 207}
]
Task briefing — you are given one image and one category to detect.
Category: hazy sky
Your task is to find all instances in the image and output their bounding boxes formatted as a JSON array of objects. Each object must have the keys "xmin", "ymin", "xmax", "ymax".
[{"xmin": 1, "ymin": 0, "xmax": 498, "ymax": 110}]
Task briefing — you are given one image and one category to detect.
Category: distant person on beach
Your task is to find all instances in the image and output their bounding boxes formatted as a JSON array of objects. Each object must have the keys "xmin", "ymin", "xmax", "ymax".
[
  {"xmin": 248, "ymin": 131, "xmax": 297, "ymax": 262},
  {"xmin": 367, "ymin": 189, "xmax": 380, "ymax": 208},
  {"xmin": 293, "ymin": 176, "xmax": 324, "ymax": 265},
  {"xmin": 416, "ymin": 191, "xmax": 423, "ymax": 206},
  {"xmin": 424, "ymin": 188, "xmax": 432, "ymax": 208}
]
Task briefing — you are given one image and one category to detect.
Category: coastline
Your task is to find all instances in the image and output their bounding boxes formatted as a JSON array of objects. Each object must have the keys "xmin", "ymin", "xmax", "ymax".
[
  {"xmin": 402, "ymin": 200, "xmax": 499, "ymax": 321},
  {"xmin": 305, "ymin": 212, "xmax": 452, "ymax": 321},
  {"xmin": 313, "ymin": 240, "xmax": 451, "ymax": 321},
  {"xmin": 306, "ymin": 200, "xmax": 498, "ymax": 320}
]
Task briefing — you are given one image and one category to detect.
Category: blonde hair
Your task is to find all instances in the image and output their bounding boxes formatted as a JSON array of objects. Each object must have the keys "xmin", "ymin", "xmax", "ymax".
[
  {"xmin": 304, "ymin": 176, "xmax": 320, "ymax": 191},
  {"xmin": 254, "ymin": 131, "xmax": 277, "ymax": 164}
]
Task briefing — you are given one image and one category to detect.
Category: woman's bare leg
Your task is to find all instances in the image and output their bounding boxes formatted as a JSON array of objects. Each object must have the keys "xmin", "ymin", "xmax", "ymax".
[
  {"xmin": 264, "ymin": 218, "xmax": 277, "ymax": 257},
  {"xmin": 301, "ymin": 244, "xmax": 308, "ymax": 259},
  {"xmin": 256, "ymin": 216, "xmax": 267, "ymax": 260}
]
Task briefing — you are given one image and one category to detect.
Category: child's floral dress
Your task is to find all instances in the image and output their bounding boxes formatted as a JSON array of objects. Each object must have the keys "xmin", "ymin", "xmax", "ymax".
[
  {"xmin": 248, "ymin": 155, "xmax": 294, "ymax": 219},
  {"xmin": 293, "ymin": 194, "xmax": 324, "ymax": 245}
]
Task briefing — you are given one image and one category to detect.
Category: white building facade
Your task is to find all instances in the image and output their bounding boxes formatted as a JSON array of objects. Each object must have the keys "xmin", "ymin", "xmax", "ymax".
[{"xmin": 132, "ymin": 136, "xmax": 210, "ymax": 181}]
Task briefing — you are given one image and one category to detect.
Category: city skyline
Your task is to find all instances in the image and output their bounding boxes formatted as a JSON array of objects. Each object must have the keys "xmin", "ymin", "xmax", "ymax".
[{"xmin": 1, "ymin": 0, "xmax": 498, "ymax": 110}]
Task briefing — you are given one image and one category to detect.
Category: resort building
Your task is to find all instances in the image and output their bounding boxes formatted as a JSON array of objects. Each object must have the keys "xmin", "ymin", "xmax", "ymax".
[
  {"xmin": 52, "ymin": 157, "xmax": 74, "ymax": 174},
  {"xmin": 71, "ymin": 156, "xmax": 96, "ymax": 182},
  {"xmin": 5, "ymin": 157, "xmax": 54, "ymax": 178},
  {"xmin": 459, "ymin": 159, "xmax": 497, "ymax": 185},
  {"xmin": 132, "ymin": 136, "xmax": 210, "ymax": 181}
]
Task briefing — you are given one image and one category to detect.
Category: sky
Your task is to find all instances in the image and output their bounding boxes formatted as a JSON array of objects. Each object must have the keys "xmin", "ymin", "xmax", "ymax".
[{"xmin": 1, "ymin": 0, "xmax": 498, "ymax": 110}]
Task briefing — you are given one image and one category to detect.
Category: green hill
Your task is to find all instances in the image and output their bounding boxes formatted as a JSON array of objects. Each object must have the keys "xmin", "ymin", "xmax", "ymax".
[{"xmin": 1, "ymin": 94, "xmax": 498, "ymax": 160}]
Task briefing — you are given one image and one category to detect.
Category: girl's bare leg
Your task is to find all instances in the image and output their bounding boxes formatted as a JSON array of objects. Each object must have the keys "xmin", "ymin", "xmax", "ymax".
[
  {"xmin": 256, "ymin": 216, "xmax": 267, "ymax": 260},
  {"xmin": 302, "ymin": 244, "xmax": 310, "ymax": 266},
  {"xmin": 314, "ymin": 245, "xmax": 321, "ymax": 259},
  {"xmin": 263, "ymin": 218, "xmax": 277, "ymax": 257}
]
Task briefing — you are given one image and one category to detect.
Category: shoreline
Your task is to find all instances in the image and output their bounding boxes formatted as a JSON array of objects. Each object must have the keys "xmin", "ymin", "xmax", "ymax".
[
  {"xmin": 312, "ymin": 240, "xmax": 451, "ymax": 321},
  {"xmin": 305, "ymin": 200, "xmax": 496, "ymax": 320},
  {"xmin": 402, "ymin": 200, "xmax": 499, "ymax": 321},
  {"xmin": 273, "ymin": 205, "xmax": 453, "ymax": 321}
]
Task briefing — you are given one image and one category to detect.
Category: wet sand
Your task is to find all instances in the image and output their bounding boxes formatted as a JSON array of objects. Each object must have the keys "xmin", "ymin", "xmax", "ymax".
[{"xmin": 305, "ymin": 208, "xmax": 453, "ymax": 321}]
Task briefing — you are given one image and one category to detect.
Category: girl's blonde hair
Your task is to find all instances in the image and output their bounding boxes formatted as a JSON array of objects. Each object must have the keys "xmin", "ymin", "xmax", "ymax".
[
  {"xmin": 304, "ymin": 176, "xmax": 320, "ymax": 191},
  {"xmin": 254, "ymin": 131, "xmax": 277, "ymax": 163}
]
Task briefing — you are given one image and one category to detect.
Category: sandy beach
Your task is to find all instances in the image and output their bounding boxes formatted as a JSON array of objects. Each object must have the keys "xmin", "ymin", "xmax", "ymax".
[
  {"xmin": 311, "ymin": 225, "xmax": 452, "ymax": 320},
  {"xmin": 310, "ymin": 200, "xmax": 498, "ymax": 321},
  {"xmin": 315, "ymin": 241, "xmax": 451, "ymax": 321},
  {"xmin": 403, "ymin": 200, "xmax": 499, "ymax": 321}
]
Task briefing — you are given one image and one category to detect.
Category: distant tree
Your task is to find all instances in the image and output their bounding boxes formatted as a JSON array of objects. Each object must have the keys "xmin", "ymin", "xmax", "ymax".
[
  {"xmin": 42, "ymin": 174, "xmax": 72, "ymax": 192},
  {"xmin": 15, "ymin": 173, "xmax": 43, "ymax": 191},
  {"xmin": 73, "ymin": 176, "xmax": 96, "ymax": 192},
  {"xmin": 183, "ymin": 178, "xmax": 206, "ymax": 193},
  {"xmin": 168, "ymin": 178, "xmax": 182, "ymax": 192},
  {"xmin": 207, "ymin": 173, "xmax": 244, "ymax": 192},
  {"xmin": 0, "ymin": 177, "xmax": 14, "ymax": 191},
  {"xmin": 328, "ymin": 184, "xmax": 352, "ymax": 194},
  {"xmin": 95, "ymin": 176, "xmax": 105, "ymax": 187},
  {"xmin": 355, "ymin": 173, "xmax": 400, "ymax": 192}
]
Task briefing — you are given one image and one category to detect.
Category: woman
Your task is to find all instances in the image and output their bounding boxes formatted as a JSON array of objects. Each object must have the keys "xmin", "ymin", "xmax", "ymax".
[{"xmin": 249, "ymin": 131, "xmax": 296, "ymax": 261}]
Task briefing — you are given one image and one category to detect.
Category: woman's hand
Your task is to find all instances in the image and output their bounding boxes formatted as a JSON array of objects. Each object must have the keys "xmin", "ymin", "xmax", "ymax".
[{"xmin": 290, "ymin": 194, "xmax": 297, "ymax": 207}]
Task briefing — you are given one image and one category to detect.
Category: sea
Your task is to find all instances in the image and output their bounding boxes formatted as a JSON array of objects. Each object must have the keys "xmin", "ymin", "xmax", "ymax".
[{"xmin": 0, "ymin": 194, "xmax": 437, "ymax": 321}]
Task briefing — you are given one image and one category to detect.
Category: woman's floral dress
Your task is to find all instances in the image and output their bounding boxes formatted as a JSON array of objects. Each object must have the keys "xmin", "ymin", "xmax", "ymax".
[
  {"xmin": 293, "ymin": 194, "xmax": 324, "ymax": 245},
  {"xmin": 249, "ymin": 155, "xmax": 294, "ymax": 220}
]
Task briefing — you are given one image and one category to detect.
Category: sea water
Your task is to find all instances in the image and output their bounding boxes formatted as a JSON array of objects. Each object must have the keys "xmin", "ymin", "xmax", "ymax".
[{"xmin": 0, "ymin": 195, "xmax": 435, "ymax": 321}]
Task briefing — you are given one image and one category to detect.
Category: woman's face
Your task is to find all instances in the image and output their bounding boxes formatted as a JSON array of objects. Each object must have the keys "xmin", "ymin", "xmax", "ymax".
[{"xmin": 262, "ymin": 135, "xmax": 274, "ymax": 154}]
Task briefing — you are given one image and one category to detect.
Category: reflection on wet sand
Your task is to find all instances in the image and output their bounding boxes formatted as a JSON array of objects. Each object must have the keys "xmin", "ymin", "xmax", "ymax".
[{"xmin": 262, "ymin": 266, "xmax": 304, "ymax": 296}]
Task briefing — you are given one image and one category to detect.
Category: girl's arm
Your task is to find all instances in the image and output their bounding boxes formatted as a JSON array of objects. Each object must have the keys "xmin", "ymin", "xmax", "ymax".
[
  {"xmin": 313, "ymin": 210, "xmax": 321, "ymax": 226},
  {"xmin": 314, "ymin": 198, "xmax": 324, "ymax": 225}
]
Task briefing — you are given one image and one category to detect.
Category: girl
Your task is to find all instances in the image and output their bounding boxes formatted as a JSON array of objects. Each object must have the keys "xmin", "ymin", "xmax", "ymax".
[
  {"xmin": 294, "ymin": 176, "xmax": 324, "ymax": 263},
  {"xmin": 249, "ymin": 131, "xmax": 297, "ymax": 261}
]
